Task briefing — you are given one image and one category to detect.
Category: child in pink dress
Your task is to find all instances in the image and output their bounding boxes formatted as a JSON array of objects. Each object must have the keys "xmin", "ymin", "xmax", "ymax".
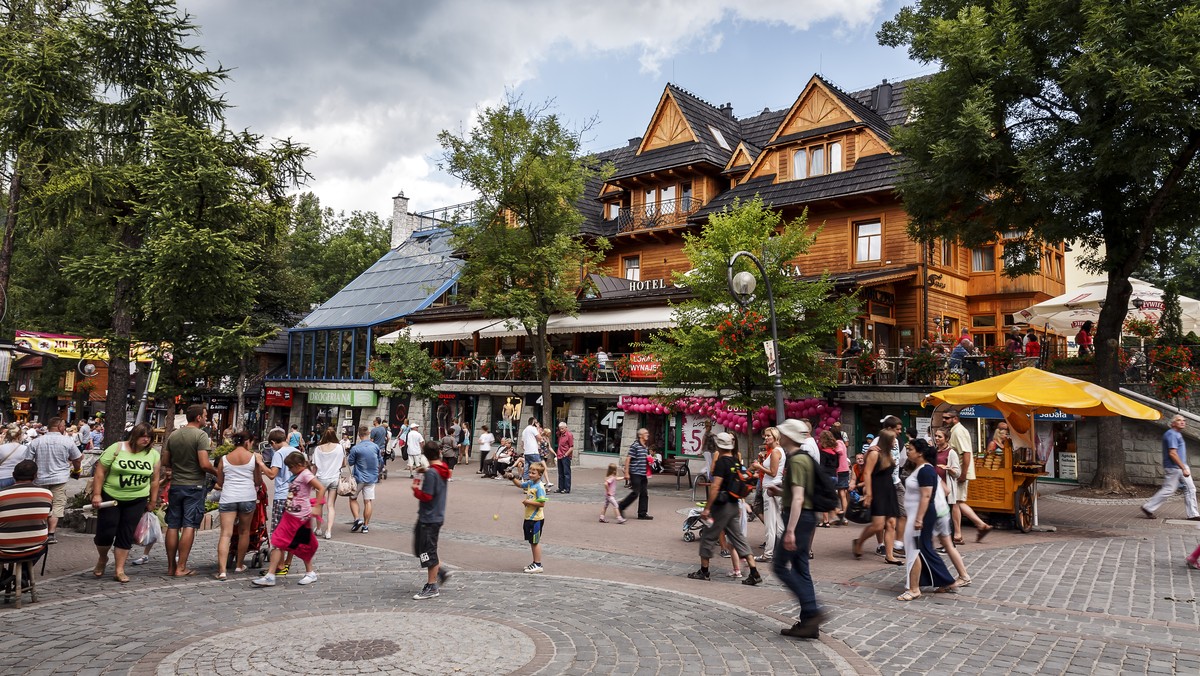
[
  {"xmin": 598, "ymin": 464, "xmax": 626, "ymax": 523},
  {"xmin": 253, "ymin": 452, "xmax": 325, "ymax": 587}
]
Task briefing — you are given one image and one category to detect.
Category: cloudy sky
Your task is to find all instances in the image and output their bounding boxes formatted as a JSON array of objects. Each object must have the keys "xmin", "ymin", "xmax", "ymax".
[{"xmin": 178, "ymin": 0, "xmax": 928, "ymax": 218}]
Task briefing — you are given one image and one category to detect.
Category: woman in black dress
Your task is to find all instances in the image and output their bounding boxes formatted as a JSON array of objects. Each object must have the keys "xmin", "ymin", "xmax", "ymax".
[{"xmin": 851, "ymin": 430, "xmax": 903, "ymax": 564}]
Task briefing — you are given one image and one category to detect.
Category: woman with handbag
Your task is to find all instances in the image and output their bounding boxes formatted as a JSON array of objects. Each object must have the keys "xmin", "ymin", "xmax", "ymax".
[
  {"xmin": 311, "ymin": 426, "xmax": 347, "ymax": 540},
  {"xmin": 899, "ymin": 438, "xmax": 971, "ymax": 601},
  {"xmin": 214, "ymin": 432, "xmax": 262, "ymax": 580},
  {"xmin": 851, "ymin": 430, "xmax": 903, "ymax": 565},
  {"xmin": 750, "ymin": 427, "xmax": 784, "ymax": 561},
  {"xmin": 91, "ymin": 423, "xmax": 161, "ymax": 583}
]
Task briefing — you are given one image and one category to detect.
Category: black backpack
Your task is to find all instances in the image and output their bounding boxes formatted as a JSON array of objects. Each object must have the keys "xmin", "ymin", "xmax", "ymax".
[
  {"xmin": 787, "ymin": 452, "xmax": 839, "ymax": 513},
  {"xmin": 819, "ymin": 449, "xmax": 839, "ymax": 473},
  {"xmin": 722, "ymin": 461, "xmax": 758, "ymax": 500}
]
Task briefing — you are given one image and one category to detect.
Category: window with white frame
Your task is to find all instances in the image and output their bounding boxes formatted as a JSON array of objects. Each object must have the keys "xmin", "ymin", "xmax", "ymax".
[
  {"xmin": 792, "ymin": 139, "xmax": 844, "ymax": 180},
  {"xmin": 623, "ymin": 256, "xmax": 641, "ymax": 281},
  {"xmin": 855, "ymin": 220, "xmax": 882, "ymax": 263}
]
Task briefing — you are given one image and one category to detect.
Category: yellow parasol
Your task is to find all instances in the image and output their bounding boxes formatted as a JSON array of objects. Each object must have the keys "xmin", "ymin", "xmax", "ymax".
[{"xmin": 924, "ymin": 367, "xmax": 1161, "ymax": 434}]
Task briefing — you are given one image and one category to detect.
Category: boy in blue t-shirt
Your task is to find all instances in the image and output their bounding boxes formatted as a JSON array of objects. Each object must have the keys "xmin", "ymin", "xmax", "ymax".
[{"xmin": 511, "ymin": 462, "xmax": 548, "ymax": 573}]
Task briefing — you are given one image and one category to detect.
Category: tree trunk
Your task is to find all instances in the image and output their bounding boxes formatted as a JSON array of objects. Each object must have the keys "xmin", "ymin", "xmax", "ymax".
[
  {"xmin": 531, "ymin": 324, "xmax": 553, "ymax": 431},
  {"xmin": 0, "ymin": 163, "xmax": 20, "ymax": 301},
  {"xmin": 233, "ymin": 356, "xmax": 247, "ymax": 432},
  {"xmin": 1091, "ymin": 271, "xmax": 1132, "ymax": 490}
]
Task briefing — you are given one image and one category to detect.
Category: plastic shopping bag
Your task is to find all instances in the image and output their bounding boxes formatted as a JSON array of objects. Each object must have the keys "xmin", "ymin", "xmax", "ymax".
[{"xmin": 134, "ymin": 511, "xmax": 162, "ymax": 547}]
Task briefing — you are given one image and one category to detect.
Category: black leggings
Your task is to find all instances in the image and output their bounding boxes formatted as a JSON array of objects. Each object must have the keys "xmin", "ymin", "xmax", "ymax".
[{"xmin": 94, "ymin": 492, "xmax": 148, "ymax": 550}]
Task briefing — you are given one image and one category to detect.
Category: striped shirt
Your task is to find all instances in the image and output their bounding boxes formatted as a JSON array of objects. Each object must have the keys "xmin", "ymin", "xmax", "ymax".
[
  {"xmin": 0, "ymin": 484, "xmax": 52, "ymax": 555},
  {"xmin": 627, "ymin": 440, "xmax": 648, "ymax": 477}
]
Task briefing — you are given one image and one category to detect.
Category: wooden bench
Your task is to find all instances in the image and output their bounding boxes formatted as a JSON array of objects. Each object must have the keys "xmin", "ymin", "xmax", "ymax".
[{"xmin": 652, "ymin": 455, "xmax": 692, "ymax": 490}]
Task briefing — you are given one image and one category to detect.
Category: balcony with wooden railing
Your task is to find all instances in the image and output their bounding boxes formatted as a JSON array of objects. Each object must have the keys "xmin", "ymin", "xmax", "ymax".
[{"xmin": 617, "ymin": 196, "xmax": 699, "ymax": 233}]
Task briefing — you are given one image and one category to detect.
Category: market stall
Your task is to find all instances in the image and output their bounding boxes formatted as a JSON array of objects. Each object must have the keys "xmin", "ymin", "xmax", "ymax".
[{"xmin": 925, "ymin": 367, "xmax": 1161, "ymax": 531}]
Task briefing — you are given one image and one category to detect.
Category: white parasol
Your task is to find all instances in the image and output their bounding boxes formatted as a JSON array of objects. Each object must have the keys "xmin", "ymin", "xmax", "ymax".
[{"xmin": 1017, "ymin": 278, "xmax": 1200, "ymax": 334}]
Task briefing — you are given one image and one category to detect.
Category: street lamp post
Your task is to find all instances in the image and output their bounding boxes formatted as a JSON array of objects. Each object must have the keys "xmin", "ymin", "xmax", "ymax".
[{"xmin": 727, "ymin": 250, "xmax": 786, "ymax": 426}]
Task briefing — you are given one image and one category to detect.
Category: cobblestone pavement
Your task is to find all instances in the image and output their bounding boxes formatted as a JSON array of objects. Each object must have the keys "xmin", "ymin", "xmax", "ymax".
[{"xmin": 5, "ymin": 470, "xmax": 1200, "ymax": 675}]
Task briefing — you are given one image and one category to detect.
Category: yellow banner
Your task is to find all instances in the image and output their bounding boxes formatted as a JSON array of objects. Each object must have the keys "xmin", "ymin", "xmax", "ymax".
[{"xmin": 15, "ymin": 330, "xmax": 158, "ymax": 361}]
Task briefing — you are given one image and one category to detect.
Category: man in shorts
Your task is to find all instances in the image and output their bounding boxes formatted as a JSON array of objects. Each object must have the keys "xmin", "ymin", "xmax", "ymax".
[
  {"xmin": 348, "ymin": 425, "xmax": 381, "ymax": 533},
  {"xmin": 27, "ymin": 418, "xmax": 79, "ymax": 545},
  {"xmin": 162, "ymin": 405, "xmax": 217, "ymax": 576},
  {"xmin": 411, "ymin": 441, "xmax": 452, "ymax": 600},
  {"xmin": 405, "ymin": 424, "xmax": 425, "ymax": 478}
]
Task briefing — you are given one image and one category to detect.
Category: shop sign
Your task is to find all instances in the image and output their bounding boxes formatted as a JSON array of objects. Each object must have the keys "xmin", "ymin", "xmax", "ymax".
[
  {"xmin": 265, "ymin": 387, "xmax": 293, "ymax": 408},
  {"xmin": 628, "ymin": 353, "xmax": 660, "ymax": 379},
  {"xmin": 956, "ymin": 405, "xmax": 1076, "ymax": 421},
  {"xmin": 628, "ymin": 278, "xmax": 670, "ymax": 292},
  {"xmin": 307, "ymin": 389, "xmax": 378, "ymax": 407}
]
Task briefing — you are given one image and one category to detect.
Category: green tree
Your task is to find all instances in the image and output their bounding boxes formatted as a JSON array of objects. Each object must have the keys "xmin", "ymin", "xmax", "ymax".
[
  {"xmin": 369, "ymin": 330, "xmax": 444, "ymax": 401},
  {"xmin": 287, "ymin": 192, "xmax": 390, "ymax": 305},
  {"xmin": 642, "ymin": 197, "xmax": 857, "ymax": 445},
  {"xmin": 1159, "ymin": 282, "xmax": 1184, "ymax": 347},
  {"xmin": 879, "ymin": 0, "xmax": 1200, "ymax": 490},
  {"xmin": 437, "ymin": 98, "xmax": 609, "ymax": 429}
]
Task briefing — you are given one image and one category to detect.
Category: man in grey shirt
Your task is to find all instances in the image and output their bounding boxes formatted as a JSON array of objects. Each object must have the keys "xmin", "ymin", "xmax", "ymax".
[{"xmin": 28, "ymin": 417, "xmax": 81, "ymax": 543}]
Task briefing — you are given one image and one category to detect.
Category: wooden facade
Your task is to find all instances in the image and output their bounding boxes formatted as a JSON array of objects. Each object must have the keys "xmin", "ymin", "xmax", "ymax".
[{"xmin": 585, "ymin": 75, "xmax": 1065, "ymax": 353}]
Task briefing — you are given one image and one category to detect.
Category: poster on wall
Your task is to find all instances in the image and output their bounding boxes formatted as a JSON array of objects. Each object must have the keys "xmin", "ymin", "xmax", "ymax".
[
  {"xmin": 915, "ymin": 417, "xmax": 931, "ymax": 441},
  {"xmin": 680, "ymin": 414, "xmax": 708, "ymax": 456}
]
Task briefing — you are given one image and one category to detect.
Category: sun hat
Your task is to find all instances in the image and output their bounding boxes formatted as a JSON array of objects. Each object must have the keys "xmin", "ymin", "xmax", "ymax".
[
  {"xmin": 713, "ymin": 432, "xmax": 736, "ymax": 450},
  {"xmin": 776, "ymin": 419, "xmax": 812, "ymax": 444}
]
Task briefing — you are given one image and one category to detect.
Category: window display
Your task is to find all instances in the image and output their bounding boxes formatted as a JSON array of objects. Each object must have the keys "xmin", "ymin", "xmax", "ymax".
[{"xmin": 585, "ymin": 399, "xmax": 624, "ymax": 454}]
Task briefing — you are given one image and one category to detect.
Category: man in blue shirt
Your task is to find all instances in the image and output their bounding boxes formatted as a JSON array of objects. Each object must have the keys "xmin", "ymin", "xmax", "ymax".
[
  {"xmin": 348, "ymin": 425, "xmax": 381, "ymax": 534},
  {"xmin": 1142, "ymin": 415, "xmax": 1199, "ymax": 520}
]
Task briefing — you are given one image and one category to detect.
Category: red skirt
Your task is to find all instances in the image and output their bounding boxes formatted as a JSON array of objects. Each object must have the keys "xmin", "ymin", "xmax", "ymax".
[{"xmin": 270, "ymin": 511, "xmax": 319, "ymax": 563}]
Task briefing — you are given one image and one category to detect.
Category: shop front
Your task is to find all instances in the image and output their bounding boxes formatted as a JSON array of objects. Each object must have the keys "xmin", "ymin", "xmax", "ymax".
[
  {"xmin": 305, "ymin": 388, "xmax": 378, "ymax": 439},
  {"xmin": 956, "ymin": 405, "xmax": 1079, "ymax": 483},
  {"xmin": 264, "ymin": 387, "xmax": 294, "ymax": 431},
  {"xmin": 583, "ymin": 398, "xmax": 625, "ymax": 455}
]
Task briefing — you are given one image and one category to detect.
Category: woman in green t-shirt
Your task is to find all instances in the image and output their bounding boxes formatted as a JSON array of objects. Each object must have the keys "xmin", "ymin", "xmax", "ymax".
[{"xmin": 91, "ymin": 423, "xmax": 161, "ymax": 583}]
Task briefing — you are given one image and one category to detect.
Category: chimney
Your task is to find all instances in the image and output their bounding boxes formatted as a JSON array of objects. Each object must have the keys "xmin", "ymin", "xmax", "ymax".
[
  {"xmin": 871, "ymin": 79, "xmax": 893, "ymax": 112},
  {"xmin": 390, "ymin": 191, "xmax": 411, "ymax": 249},
  {"xmin": 719, "ymin": 102, "xmax": 733, "ymax": 118},
  {"xmin": 628, "ymin": 136, "xmax": 642, "ymax": 148}
]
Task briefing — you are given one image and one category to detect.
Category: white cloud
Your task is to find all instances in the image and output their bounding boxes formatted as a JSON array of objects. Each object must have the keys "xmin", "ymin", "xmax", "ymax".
[{"xmin": 181, "ymin": 0, "xmax": 884, "ymax": 215}]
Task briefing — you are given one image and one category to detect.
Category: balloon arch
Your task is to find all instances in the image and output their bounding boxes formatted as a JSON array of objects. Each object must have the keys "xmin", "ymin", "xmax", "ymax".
[{"xmin": 617, "ymin": 395, "xmax": 842, "ymax": 435}]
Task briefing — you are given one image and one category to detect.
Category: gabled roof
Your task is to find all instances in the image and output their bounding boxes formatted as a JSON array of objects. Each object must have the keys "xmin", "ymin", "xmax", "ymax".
[
  {"xmin": 580, "ymin": 145, "xmax": 637, "ymax": 237},
  {"xmin": 816, "ymin": 74, "xmax": 893, "ymax": 141},
  {"xmin": 295, "ymin": 228, "xmax": 460, "ymax": 330},
  {"xmin": 610, "ymin": 84, "xmax": 740, "ymax": 181},
  {"xmin": 723, "ymin": 141, "xmax": 761, "ymax": 174},
  {"xmin": 693, "ymin": 154, "xmax": 902, "ymax": 218}
]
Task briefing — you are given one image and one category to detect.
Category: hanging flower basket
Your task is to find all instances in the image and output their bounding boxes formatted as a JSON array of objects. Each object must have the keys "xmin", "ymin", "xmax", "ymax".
[{"xmin": 715, "ymin": 310, "xmax": 765, "ymax": 354}]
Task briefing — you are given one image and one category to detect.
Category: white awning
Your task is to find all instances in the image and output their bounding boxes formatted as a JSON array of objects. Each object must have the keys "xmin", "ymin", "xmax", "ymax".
[
  {"xmin": 478, "ymin": 320, "xmax": 528, "ymax": 339},
  {"xmin": 377, "ymin": 318, "xmax": 503, "ymax": 344},
  {"xmin": 546, "ymin": 306, "xmax": 675, "ymax": 334}
]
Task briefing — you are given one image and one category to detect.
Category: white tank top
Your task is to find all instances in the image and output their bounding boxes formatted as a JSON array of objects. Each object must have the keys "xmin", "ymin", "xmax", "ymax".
[
  {"xmin": 218, "ymin": 454, "xmax": 257, "ymax": 504},
  {"xmin": 312, "ymin": 444, "xmax": 345, "ymax": 484}
]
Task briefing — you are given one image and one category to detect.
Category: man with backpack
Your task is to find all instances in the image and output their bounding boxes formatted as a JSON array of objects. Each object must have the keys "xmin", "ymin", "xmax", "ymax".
[
  {"xmin": 772, "ymin": 418, "xmax": 837, "ymax": 639},
  {"xmin": 687, "ymin": 432, "xmax": 763, "ymax": 585}
]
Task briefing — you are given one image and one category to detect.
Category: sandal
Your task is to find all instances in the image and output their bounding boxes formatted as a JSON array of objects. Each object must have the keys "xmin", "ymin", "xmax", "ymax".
[
  {"xmin": 93, "ymin": 557, "xmax": 108, "ymax": 578},
  {"xmin": 935, "ymin": 585, "xmax": 959, "ymax": 594},
  {"xmin": 975, "ymin": 525, "xmax": 993, "ymax": 543},
  {"xmin": 113, "ymin": 572, "xmax": 130, "ymax": 584},
  {"xmin": 952, "ymin": 537, "xmax": 966, "ymax": 546},
  {"xmin": 897, "ymin": 590, "xmax": 921, "ymax": 601},
  {"xmin": 883, "ymin": 558, "xmax": 905, "ymax": 566},
  {"xmin": 234, "ymin": 566, "xmax": 247, "ymax": 574},
  {"xmin": 214, "ymin": 572, "xmax": 228, "ymax": 581},
  {"xmin": 956, "ymin": 576, "xmax": 972, "ymax": 587}
]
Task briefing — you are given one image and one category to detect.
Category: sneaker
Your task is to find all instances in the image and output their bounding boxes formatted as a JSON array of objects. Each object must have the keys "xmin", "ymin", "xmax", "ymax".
[
  {"xmin": 351, "ymin": 519, "xmax": 364, "ymax": 532},
  {"xmin": 277, "ymin": 565, "xmax": 289, "ymax": 576},
  {"xmin": 742, "ymin": 571, "xmax": 763, "ymax": 586},
  {"xmin": 636, "ymin": 515, "xmax": 654, "ymax": 520},
  {"xmin": 523, "ymin": 563, "xmax": 543, "ymax": 574},
  {"xmin": 46, "ymin": 534, "xmax": 58, "ymax": 545},
  {"xmin": 875, "ymin": 544, "xmax": 886, "ymax": 557},
  {"xmin": 298, "ymin": 572, "xmax": 318, "ymax": 585},
  {"xmin": 360, "ymin": 525, "xmax": 369, "ymax": 534},
  {"xmin": 1141, "ymin": 506, "xmax": 1156, "ymax": 519},
  {"xmin": 780, "ymin": 621, "xmax": 819, "ymax": 639},
  {"xmin": 686, "ymin": 568, "xmax": 710, "ymax": 581},
  {"xmin": 251, "ymin": 575, "xmax": 276, "ymax": 587},
  {"xmin": 758, "ymin": 552, "xmax": 773, "ymax": 562},
  {"xmin": 719, "ymin": 549, "xmax": 731, "ymax": 558},
  {"xmin": 599, "ymin": 516, "xmax": 607, "ymax": 523},
  {"xmin": 437, "ymin": 569, "xmax": 453, "ymax": 585},
  {"xmin": 616, "ymin": 517, "xmax": 627, "ymax": 524},
  {"xmin": 131, "ymin": 555, "xmax": 150, "ymax": 566},
  {"xmin": 413, "ymin": 583, "xmax": 440, "ymax": 600}
]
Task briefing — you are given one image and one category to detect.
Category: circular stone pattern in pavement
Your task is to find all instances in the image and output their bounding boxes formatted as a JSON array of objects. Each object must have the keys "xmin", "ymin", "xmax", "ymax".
[{"xmin": 156, "ymin": 611, "xmax": 535, "ymax": 675}]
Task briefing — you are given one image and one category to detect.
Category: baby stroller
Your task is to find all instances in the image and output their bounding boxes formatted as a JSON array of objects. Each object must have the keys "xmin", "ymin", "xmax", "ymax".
[
  {"xmin": 844, "ymin": 489, "xmax": 871, "ymax": 525},
  {"xmin": 681, "ymin": 507, "xmax": 707, "ymax": 542},
  {"xmin": 227, "ymin": 482, "xmax": 271, "ymax": 570}
]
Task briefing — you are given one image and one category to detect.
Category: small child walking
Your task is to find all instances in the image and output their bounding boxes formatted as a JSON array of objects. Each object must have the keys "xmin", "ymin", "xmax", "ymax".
[
  {"xmin": 599, "ymin": 464, "xmax": 626, "ymax": 523},
  {"xmin": 512, "ymin": 461, "xmax": 548, "ymax": 573},
  {"xmin": 412, "ymin": 441, "xmax": 453, "ymax": 600},
  {"xmin": 253, "ymin": 452, "xmax": 324, "ymax": 587}
]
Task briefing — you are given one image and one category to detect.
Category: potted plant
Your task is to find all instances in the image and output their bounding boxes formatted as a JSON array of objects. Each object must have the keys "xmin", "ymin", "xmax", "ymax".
[{"xmin": 578, "ymin": 353, "xmax": 599, "ymax": 381}]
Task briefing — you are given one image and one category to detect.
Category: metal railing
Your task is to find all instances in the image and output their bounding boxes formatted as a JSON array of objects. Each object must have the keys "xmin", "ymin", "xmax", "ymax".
[
  {"xmin": 616, "ymin": 197, "xmax": 699, "ymax": 233},
  {"xmin": 433, "ymin": 354, "xmax": 639, "ymax": 383}
]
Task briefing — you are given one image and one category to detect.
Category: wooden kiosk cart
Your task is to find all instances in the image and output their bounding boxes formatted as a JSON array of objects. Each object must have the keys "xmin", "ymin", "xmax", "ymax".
[{"xmin": 967, "ymin": 441, "xmax": 1045, "ymax": 532}]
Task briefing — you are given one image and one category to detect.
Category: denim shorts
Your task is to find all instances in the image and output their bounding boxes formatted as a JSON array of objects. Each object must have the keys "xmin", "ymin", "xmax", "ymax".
[
  {"xmin": 836, "ymin": 471, "xmax": 850, "ymax": 490},
  {"xmin": 166, "ymin": 484, "xmax": 207, "ymax": 529},
  {"xmin": 219, "ymin": 500, "xmax": 256, "ymax": 514}
]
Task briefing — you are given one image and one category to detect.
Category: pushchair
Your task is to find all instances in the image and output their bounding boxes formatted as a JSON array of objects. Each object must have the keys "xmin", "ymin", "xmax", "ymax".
[
  {"xmin": 227, "ymin": 482, "xmax": 271, "ymax": 570},
  {"xmin": 844, "ymin": 489, "xmax": 871, "ymax": 524},
  {"xmin": 681, "ymin": 507, "xmax": 707, "ymax": 542}
]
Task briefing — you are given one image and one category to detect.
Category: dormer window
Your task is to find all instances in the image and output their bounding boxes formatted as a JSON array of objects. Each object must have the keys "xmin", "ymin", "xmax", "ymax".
[{"xmin": 792, "ymin": 140, "xmax": 844, "ymax": 180}]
